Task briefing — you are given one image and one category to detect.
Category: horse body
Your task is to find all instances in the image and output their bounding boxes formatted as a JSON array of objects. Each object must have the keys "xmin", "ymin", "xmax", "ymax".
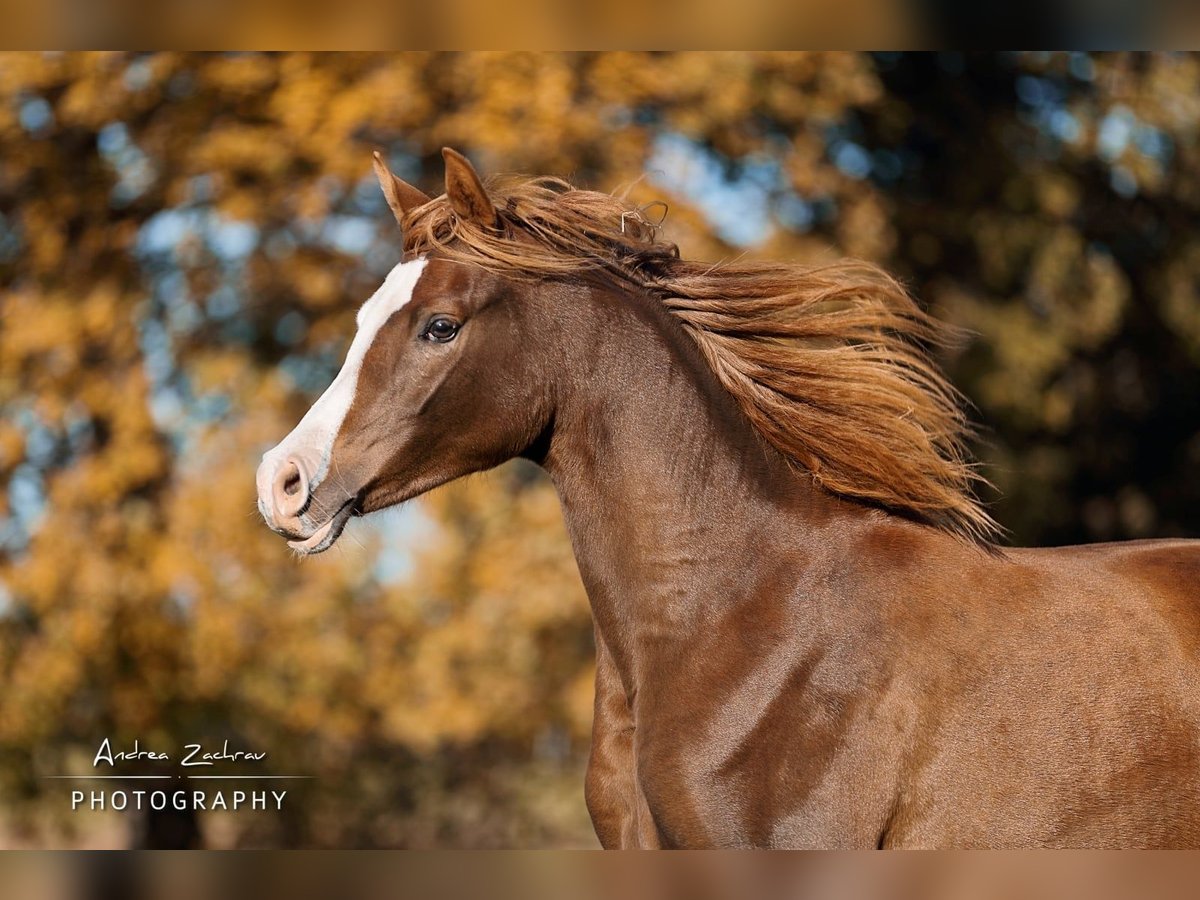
[
  {"xmin": 584, "ymin": 531, "xmax": 1200, "ymax": 848},
  {"xmin": 256, "ymin": 149, "xmax": 1200, "ymax": 848},
  {"xmin": 536, "ymin": 276, "xmax": 1200, "ymax": 848}
]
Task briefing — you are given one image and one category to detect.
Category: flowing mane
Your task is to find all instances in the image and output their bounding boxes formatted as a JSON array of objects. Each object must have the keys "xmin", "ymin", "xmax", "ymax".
[{"xmin": 402, "ymin": 175, "xmax": 999, "ymax": 544}]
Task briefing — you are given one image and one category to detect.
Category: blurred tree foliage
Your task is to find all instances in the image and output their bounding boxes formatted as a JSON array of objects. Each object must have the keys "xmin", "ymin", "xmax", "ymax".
[{"xmin": 0, "ymin": 52, "xmax": 1197, "ymax": 847}]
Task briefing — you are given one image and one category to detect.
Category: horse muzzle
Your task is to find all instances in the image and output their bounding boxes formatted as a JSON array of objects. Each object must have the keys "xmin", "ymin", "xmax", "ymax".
[{"xmin": 256, "ymin": 451, "xmax": 354, "ymax": 554}]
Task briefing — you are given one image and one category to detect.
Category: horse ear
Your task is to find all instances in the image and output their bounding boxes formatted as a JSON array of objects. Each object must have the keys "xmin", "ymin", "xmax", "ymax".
[
  {"xmin": 372, "ymin": 151, "xmax": 431, "ymax": 227},
  {"xmin": 442, "ymin": 147, "xmax": 497, "ymax": 228}
]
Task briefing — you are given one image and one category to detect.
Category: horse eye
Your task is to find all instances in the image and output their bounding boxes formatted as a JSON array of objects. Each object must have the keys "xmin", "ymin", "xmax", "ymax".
[{"xmin": 423, "ymin": 317, "xmax": 460, "ymax": 343}]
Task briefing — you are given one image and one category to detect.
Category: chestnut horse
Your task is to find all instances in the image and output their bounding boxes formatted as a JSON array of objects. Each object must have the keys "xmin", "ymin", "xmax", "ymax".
[{"xmin": 257, "ymin": 148, "xmax": 1200, "ymax": 848}]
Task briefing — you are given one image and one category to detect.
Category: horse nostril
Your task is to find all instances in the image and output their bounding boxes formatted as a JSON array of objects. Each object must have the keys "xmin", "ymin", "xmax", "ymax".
[
  {"xmin": 271, "ymin": 457, "xmax": 310, "ymax": 518},
  {"xmin": 283, "ymin": 470, "xmax": 301, "ymax": 496}
]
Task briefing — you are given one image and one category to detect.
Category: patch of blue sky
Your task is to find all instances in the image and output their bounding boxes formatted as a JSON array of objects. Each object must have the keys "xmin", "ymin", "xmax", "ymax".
[
  {"xmin": 122, "ymin": 57, "xmax": 155, "ymax": 92},
  {"xmin": 1014, "ymin": 74, "xmax": 1078, "ymax": 159},
  {"xmin": 217, "ymin": 318, "xmax": 257, "ymax": 346},
  {"xmin": 138, "ymin": 317, "xmax": 175, "ymax": 388},
  {"xmin": 831, "ymin": 141, "xmax": 872, "ymax": 180},
  {"xmin": 153, "ymin": 270, "xmax": 188, "ymax": 307},
  {"xmin": 0, "ymin": 518, "xmax": 28, "ymax": 556},
  {"xmin": 0, "ymin": 402, "xmax": 108, "ymax": 550},
  {"xmin": 97, "ymin": 121, "xmax": 130, "ymax": 158},
  {"xmin": 148, "ymin": 386, "xmax": 185, "ymax": 431},
  {"xmin": 279, "ymin": 348, "xmax": 342, "ymax": 397},
  {"xmin": 290, "ymin": 217, "xmax": 326, "ymax": 244},
  {"xmin": 646, "ymin": 132, "xmax": 781, "ymax": 247},
  {"xmin": 5, "ymin": 463, "xmax": 45, "ymax": 549},
  {"xmin": 1047, "ymin": 109, "xmax": 1082, "ymax": 143},
  {"xmin": 365, "ymin": 241, "xmax": 403, "ymax": 277},
  {"xmin": 1068, "ymin": 53, "xmax": 1095, "ymax": 82},
  {"xmin": 136, "ymin": 272, "xmax": 215, "ymax": 444},
  {"xmin": 1097, "ymin": 105, "xmax": 1135, "ymax": 161},
  {"xmin": 138, "ymin": 206, "xmax": 259, "ymax": 272},
  {"xmin": 353, "ymin": 148, "xmax": 426, "ymax": 212},
  {"xmin": 167, "ymin": 298, "xmax": 203, "ymax": 334},
  {"xmin": 18, "ymin": 96, "xmax": 53, "ymax": 135},
  {"xmin": 1134, "ymin": 125, "xmax": 1171, "ymax": 163},
  {"xmin": 352, "ymin": 173, "xmax": 388, "ymax": 213},
  {"xmin": 1015, "ymin": 74, "xmax": 1064, "ymax": 109},
  {"xmin": 1110, "ymin": 166, "xmax": 1138, "ymax": 199},
  {"xmin": 206, "ymin": 285, "xmax": 240, "ymax": 320},
  {"xmin": 265, "ymin": 230, "xmax": 298, "ymax": 260},
  {"xmin": 10, "ymin": 464, "xmax": 42, "ymax": 514},
  {"xmin": 274, "ymin": 311, "xmax": 308, "ymax": 346},
  {"xmin": 193, "ymin": 392, "xmax": 231, "ymax": 423},
  {"xmin": 3, "ymin": 407, "xmax": 52, "ymax": 487},
  {"xmin": 138, "ymin": 208, "xmax": 197, "ymax": 257},
  {"xmin": 208, "ymin": 218, "xmax": 259, "ymax": 261},
  {"xmin": 775, "ymin": 194, "xmax": 814, "ymax": 232},
  {"xmin": 97, "ymin": 121, "xmax": 156, "ymax": 205},
  {"xmin": 322, "ymin": 215, "xmax": 376, "ymax": 256},
  {"xmin": 1009, "ymin": 59, "xmax": 1165, "ymax": 202},
  {"xmin": 112, "ymin": 162, "xmax": 155, "ymax": 206},
  {"xmin": 20, "ymin": 412, "xmax": 57, "ymax": 469},
  {"xmin": 189, "ymin": 174, "xmax": 215, "ymax": 203},
  {"xmin": 369, "ymin": 502, "xmax": 433, "ymax": 585}
]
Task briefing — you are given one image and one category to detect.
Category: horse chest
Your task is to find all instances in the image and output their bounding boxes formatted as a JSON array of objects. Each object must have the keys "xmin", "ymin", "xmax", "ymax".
[{"xmin": 625, "ymin": 676, "xmax": 903, "ymax": 848}]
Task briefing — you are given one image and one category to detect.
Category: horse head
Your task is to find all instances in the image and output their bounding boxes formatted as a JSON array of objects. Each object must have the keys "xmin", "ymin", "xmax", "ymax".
[{"xmin": 256, "ymin": 149, "xmax": 557, "ymax": 553}]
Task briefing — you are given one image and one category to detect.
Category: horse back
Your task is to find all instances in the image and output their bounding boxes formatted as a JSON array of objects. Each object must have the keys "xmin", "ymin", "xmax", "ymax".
[
  {"xmin": 1015, "ymin": 537, "xmax": 1200, "ymax": 654},
  {"xmin": 867, "ymin": 533, "xmax": 1200, "ymax": 847}
]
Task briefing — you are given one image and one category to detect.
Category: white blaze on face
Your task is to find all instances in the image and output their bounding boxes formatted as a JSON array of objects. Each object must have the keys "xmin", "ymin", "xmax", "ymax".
[{"xmin": 262, "ymin": 257, "xmax": 428, "ymax": 493}]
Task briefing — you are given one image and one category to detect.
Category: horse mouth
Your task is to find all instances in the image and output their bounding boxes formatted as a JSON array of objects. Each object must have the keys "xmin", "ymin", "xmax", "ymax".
[{"xmin": 287, "ymin": 500, "xmax": 355, "ymax": 555}]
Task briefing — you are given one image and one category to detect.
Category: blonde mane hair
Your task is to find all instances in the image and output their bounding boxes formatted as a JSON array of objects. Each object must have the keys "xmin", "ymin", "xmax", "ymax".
[{"xmin": 403, "ymin": 175, "xmax": 998, "ymax": 544}]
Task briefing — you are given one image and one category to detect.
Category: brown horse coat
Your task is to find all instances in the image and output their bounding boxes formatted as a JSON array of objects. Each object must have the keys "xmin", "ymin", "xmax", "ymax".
[{"xmin": 257, "ymin": 149, "xmax": 1200, "ymax": 848}]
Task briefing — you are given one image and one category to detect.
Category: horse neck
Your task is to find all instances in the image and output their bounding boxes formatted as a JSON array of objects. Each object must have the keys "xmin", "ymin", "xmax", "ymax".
[{"xmin": 537, "ymin": 278, "xmax": 867, "ymax": 679}]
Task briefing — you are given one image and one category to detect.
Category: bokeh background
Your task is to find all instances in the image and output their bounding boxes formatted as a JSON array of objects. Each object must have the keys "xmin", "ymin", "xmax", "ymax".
[{"xmin": 0, "ymin": 51, "xmax": 1198, "ymax": 848}]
